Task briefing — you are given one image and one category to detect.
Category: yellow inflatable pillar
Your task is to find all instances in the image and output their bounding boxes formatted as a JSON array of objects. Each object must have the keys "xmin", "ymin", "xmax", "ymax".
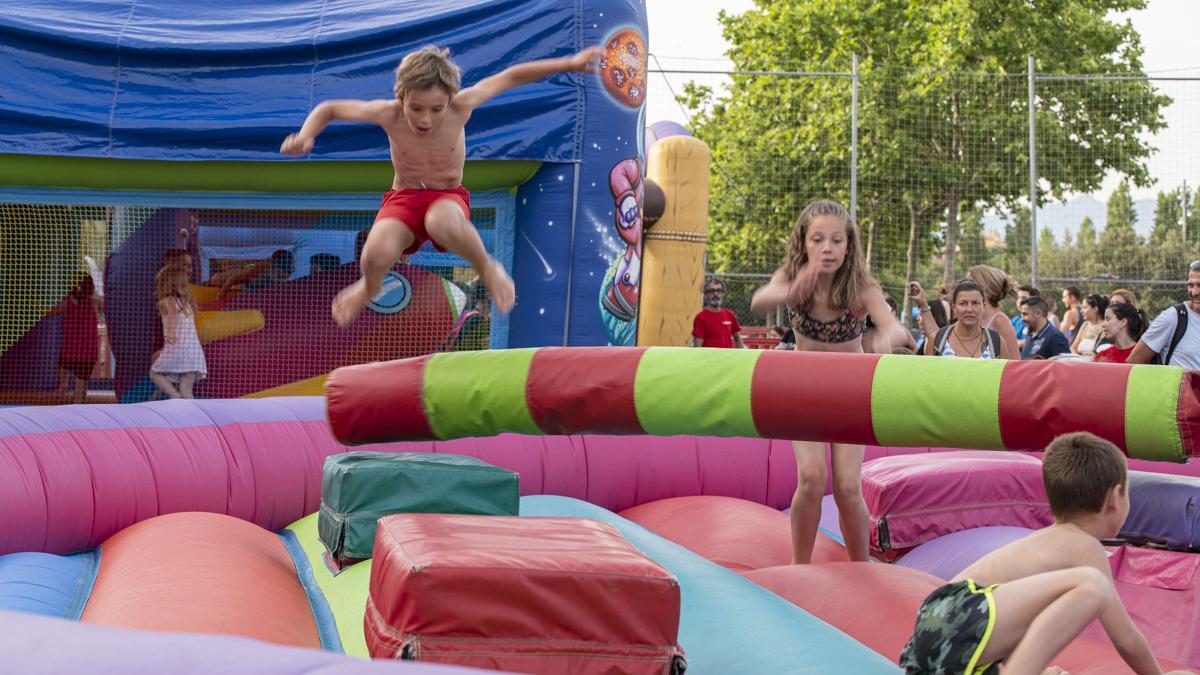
[{"xmin": 637, "ymin": 136, "xmax": 712, "ymax": 346}]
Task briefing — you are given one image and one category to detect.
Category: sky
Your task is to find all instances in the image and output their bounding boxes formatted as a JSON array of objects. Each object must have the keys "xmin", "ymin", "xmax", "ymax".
[{"xmin": 645, "ymin": 0, "xmax": 1199, "ymax": 205}]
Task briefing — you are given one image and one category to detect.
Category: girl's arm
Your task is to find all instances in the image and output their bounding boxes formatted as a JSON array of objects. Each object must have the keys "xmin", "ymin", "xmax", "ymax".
[
  {"xmin": 750, "ymin": 269, "xmax": 792, "ymax": 314},
  {"xmin": 861, "ymin": 285, "xmax": 908, "ymax": 354},
  {"xmin": 159, "ymin": 300, "xmax": 179, "ymax": 344}
]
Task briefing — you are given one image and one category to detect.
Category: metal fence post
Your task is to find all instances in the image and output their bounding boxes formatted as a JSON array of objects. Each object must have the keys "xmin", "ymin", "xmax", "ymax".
[
  {"xmin": 850, "ymin": 53, "xmax": 859, "ymax": 222},
  {"xmin": 1028, "ymin": 55, "xmax": 1039, "ymax": 287}
]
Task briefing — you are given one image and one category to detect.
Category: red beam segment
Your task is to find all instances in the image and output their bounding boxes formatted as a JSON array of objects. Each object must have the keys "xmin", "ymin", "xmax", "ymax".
[
  {"xmin": 326, "ymin": 356, "xmax": 432, "ymax": 445},
  {"xmin": 527, "ymin": 347, "xmax": 648, "ymax": 435},
  {"xmin": 750, "ymin": 350, "xmax": 881, "ymax": 446},
  {"xmin": 1179, "ymin": 371, "xmax": 1200, "ymax": 457},
  {"xmin": 997, "ymin": 360, "xmax": 1129, "ymax": 452}
]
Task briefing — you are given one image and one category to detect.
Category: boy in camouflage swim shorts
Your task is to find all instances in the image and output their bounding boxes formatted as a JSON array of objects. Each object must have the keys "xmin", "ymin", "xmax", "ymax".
[{"xmin": 899, "ymin": 433, "xmax": 1186, "ymax": 675}]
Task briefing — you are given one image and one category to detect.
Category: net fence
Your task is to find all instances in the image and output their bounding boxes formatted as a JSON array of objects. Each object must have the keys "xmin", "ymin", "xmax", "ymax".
[
  {"xmin": 649, "ymin": 55, "xmax": 1200, "ymax": 338},
  {"xmin": 0, "ymin": 198, "xmax": 500, "ymax": 405}
]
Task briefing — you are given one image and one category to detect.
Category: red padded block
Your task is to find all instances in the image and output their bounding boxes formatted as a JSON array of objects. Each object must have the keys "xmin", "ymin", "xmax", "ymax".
[
  {"xmin": 751, "ymin": 351, "xmax": 880, "ymax": 445},
  {"xmin": 326, "ymin": 357, "xmax": 433, "ymax": 445},
  {"xmin": 366, "ymin": 514, "xmax": 685, "ymax": 674},
  {"xmin": 527, "ymin": 347, "xmax": 647, "ymax": 435},
  {"xmin": 620, "ymin": 495, "xmax": 847, "ymax": 571},
  {"xmin": 998, "ymin": 360, "xmax": 1129, "ymax": 452}
]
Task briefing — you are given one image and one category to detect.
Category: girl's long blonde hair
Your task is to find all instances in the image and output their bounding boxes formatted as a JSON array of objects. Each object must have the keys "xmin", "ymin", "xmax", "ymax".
[
  {"xmin": 783, "ymin": 199, "xmax": 874, "ymax": 311},
  {"xmin": 155, "ymin": 264, "xmax": 196, "ymax": 314}
]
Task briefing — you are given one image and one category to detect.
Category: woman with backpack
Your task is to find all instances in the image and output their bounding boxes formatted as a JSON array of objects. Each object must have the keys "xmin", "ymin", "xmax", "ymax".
[{"xmin": 910, "ymin": 279, "xmax": 1007, "ymax": 358}]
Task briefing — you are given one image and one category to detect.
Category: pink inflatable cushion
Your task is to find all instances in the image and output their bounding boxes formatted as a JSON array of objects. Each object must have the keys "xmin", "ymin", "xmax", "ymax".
[
  {"xmin": 619, "ymin": 496, "xmax": 847, "ymax": 571},
  {"xmin": 1081, "ymin": 545, "xmax": 1200, "ymax": 668},
  {"xmin": 861, "ymin": 451, "xmax": 1052, "ymax": 559},
  {"xmin": 747, "ymin": 563, "xmax": 1190, "ymax": 673}
]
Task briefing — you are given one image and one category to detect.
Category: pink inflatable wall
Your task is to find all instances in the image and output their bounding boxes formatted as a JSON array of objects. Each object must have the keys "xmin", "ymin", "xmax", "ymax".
[{"xmin": 2, "ymin": 396, "xmax": 1198, "ymax": 556}]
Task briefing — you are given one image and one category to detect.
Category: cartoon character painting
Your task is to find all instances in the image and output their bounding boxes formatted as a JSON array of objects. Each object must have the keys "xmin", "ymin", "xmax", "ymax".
[{"xmin": 599, "ymin": 158, "xmax": 644, "ymax": 346}]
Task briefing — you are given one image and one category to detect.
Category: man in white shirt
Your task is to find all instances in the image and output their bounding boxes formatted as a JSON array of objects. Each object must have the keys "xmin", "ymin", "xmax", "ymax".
[{"xmin": 1128, "ymin": 261, "xmax": 1200, "ymax": 369}]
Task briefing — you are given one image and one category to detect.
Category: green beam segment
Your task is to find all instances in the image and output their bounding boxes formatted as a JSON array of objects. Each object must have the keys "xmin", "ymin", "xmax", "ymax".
[
  {"xmin": 1125, "ymin": 365, "xmax": 1184, "ymax": 462},
  {"xmin": 634, "ymin": 347, "xmax": 761, "ymax": 437},
  {"xmin": 871, "ymin": 355, "xmax": 1006, "ymax": 449},
  {"xmin": 423, "ymin": 349, "xmax": 540, "ymax": 440}
]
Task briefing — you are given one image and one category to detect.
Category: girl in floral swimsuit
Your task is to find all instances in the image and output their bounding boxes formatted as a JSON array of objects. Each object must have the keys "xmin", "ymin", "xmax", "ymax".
[{"xmin": 751, "ymin": 199, "xmax": 908, "ymax": 565}]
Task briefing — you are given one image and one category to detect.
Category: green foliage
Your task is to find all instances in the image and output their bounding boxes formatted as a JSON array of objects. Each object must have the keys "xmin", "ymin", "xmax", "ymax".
[
  {"xmin": 1153, "ymin": 187, "xmax": 1183, "ymax": 244},
  {"xmin": 689, "ymin": 0, "xmax": 1169, "ymax": 293}
]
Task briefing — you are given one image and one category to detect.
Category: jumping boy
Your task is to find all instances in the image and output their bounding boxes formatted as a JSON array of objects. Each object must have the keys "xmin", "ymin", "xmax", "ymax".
[
  {"xmin": 899, "ymin": 432, "xmax": 1186, "ymax": 675},
  {"xmin": 281, "ymin": 45, "xmax": 601, "ymax": 326}
]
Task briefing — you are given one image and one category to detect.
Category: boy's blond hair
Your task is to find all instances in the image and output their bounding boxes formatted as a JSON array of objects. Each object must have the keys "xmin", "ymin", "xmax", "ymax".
[
  {"xmin": 1042, "ymin": 432, "xmax": 1127, "ymax": 520},
  {"xmin": 394, "ymin": 46, "xmax": 461, "ymax": 101}
]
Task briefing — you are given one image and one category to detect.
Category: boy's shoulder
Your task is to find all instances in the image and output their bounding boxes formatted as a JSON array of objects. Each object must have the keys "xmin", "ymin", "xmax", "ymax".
[{"xmin": 965, "ymin": 524, "xmax": 1108, "ymax": 584}]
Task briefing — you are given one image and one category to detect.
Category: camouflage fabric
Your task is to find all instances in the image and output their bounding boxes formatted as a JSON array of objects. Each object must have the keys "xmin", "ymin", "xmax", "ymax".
[{"xmin": 898, "ymin": 579, "xmax": 1000, "ymax": 675}]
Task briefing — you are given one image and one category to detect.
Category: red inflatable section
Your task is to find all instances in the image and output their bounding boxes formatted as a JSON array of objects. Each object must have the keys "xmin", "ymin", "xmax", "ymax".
[
  {"xmin": 366, "ymin": 514, "xmax": 685, "ymax": 673},
  {"xmin": 745, "ymin": 563, "xmax": 1189, "ymax": 674},
  {"xmin": 619, "ymin": 495, "xmax": 848, "ymax": 570},
  {"xmin": 80, "ymin": 512, "xmax": 319, "ymax": 649}
]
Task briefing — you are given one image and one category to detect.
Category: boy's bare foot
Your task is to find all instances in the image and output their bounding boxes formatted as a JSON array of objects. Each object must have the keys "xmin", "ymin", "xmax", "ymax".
[
  {"xmin": 482, "ymin": 259, "xmax": 516, "ymax": 314},
  {"xmin": 332, "ymin": 279, "xmax": 372, "ymax": 327}
]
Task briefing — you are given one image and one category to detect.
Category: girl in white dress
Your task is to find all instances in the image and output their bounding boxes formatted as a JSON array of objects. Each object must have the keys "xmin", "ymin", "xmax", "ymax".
[{"xmin": 149, "ymin": 265, "xmax": 207, "ymax": 399}]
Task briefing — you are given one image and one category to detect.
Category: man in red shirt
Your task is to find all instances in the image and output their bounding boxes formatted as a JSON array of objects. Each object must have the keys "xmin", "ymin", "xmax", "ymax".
[{"xmin": 691, "ymin": 279, "xmax": 745, "ymax": 348}]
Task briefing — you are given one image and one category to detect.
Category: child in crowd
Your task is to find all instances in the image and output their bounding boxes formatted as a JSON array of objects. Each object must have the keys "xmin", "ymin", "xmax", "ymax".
[
  {"xmin": 149, "ymin": 264, "xmax": 207, "ymax": 399},
  {"xmin": 750, "ymin": 199, "xmax": 907, "ymax": 564},
  {"xmin": 281, "ymin": 44, "xmax": 601, "ymax": 326},
  {"xmin": 900, "ymin": 432, "xmax": 1185, "ymax": 675},
  {"xmin": 55, "ymin": 276, "xmax": 100, "ymax": 403}
]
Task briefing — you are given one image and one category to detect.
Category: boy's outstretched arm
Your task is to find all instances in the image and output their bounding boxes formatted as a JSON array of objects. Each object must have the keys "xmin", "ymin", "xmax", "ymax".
[
  {"xmin": 1094, "ymin": 553, "xmax": 1166, "ymax": 675},
  {"xmin": 280, "ymin": 100, "xmax": 394, "ymax": 155},
  {"xmin": 453, "ymin": 46, "xmax": 602, "ymax": 112}
]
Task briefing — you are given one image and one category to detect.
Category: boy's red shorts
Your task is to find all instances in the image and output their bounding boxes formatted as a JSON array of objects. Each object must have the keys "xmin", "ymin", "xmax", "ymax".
[{"xmin": 374, "ymin": 186, "xmax": 471, "ymax": 255}]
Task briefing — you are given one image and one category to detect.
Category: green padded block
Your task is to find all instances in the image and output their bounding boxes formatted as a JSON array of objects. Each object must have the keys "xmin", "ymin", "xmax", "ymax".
[{"xmin": 317, "ymin": 452, "xmax": 519, "ymax": 564}]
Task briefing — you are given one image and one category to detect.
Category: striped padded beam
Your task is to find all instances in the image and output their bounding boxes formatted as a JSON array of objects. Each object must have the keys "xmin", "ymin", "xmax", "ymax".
[{"xmin": 326, "ymin": 348, "xmax": 1200, "ymax": 462}]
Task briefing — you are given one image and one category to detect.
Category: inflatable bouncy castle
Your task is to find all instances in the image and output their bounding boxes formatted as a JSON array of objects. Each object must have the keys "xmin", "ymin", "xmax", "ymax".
[{"xmin": 0, "ymin": 0, "xmax": 666, "ymax": 404}]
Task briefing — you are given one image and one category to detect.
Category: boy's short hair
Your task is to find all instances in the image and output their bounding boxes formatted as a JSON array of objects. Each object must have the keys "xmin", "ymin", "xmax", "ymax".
[
  {"xmin": 394, "ymin": 46, "xmax": 462, "ymax": 101},
  {"xmin": 1042, "ymin": 432, "xmax": 1127, "ymax": 520},
  {"xmin": 1017, "ymin": 284, "xmax": 1039, "ymax": 296}
]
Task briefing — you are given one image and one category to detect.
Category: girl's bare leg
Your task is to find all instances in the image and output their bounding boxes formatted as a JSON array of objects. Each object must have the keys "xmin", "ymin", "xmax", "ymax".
[
  {"xmin": 830, "ymin": 443, "xmax": 870, "ymax": 562},
  {"xmin": 790, "ymin": 440, "xmax": 829, "ymax": 564}
]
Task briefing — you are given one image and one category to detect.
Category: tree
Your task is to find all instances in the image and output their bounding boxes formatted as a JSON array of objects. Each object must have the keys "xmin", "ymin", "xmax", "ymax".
[
  {"xmin": 1107, "ymin": 180, "xmax": 1137, "ymax": 233},
  {"xmin": 1075, "ymin": 216, "xmax": 1098, "ymax": 276},
  {"xmin": 1003, "ymin": 206, "xmax": 1032, "ymax": 277},
  {"xmin": 959, "ymin": 206, "xmax": 989, "ymax": 270},
  {"xmin": 690, "ymin": 0, "xmax": 1169, "ymax": 298},
  {"xmin": 1098, "ymin": 180, "xmax": 1142, "ymax": 278},
  {"xmin": 1152, "ymin": 187, "xmax": 1183, "ymax": 244},
  {"xmin": 1186, "ymin": 186, "xmax": 1200, "ymax": 245}
]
